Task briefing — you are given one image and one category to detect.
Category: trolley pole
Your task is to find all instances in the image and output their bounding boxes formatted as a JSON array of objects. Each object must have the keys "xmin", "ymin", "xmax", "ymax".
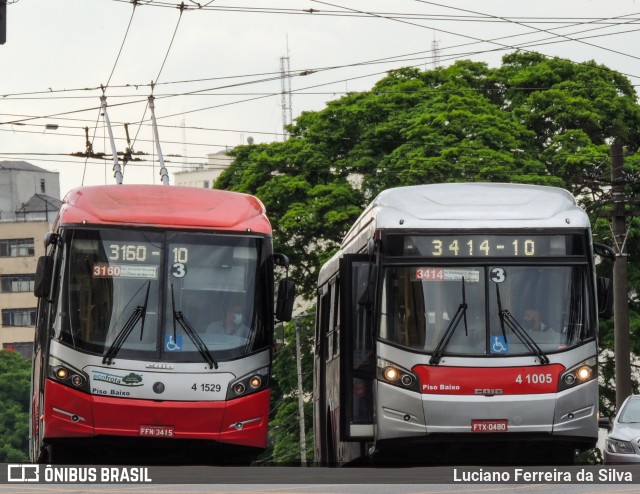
[
  {"xmin": 295, "ymin": 317, "xmax": 307, "ymax": 464},
  {"xmin": 100, "ymin": 96, "xmax": 123, "ymax": 184},
  {"xmin": 148, "ymin": 95, "xmax": 169, "ymax": 186},
  {"xmin": 610, "ymin": 141, "xmax": 632, "ymax": 410}
]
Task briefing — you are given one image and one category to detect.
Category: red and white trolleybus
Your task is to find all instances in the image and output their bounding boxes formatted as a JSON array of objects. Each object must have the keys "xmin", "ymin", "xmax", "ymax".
[
  {"xmin": 314, "ymin": 183, "xmax": 613, "ymax": 465},
  {"xmin": 30, "ymin": 184, "xmax": 294, "ymax": 464}
]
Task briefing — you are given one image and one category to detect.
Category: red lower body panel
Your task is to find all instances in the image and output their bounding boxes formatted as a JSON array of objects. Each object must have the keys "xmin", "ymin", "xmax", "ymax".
[{"xmin": 43, "ymin": 379, "xmax": 269, "ymax": 449}]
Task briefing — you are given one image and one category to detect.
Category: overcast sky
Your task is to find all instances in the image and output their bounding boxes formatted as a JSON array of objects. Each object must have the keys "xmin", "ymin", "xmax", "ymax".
[{"xmin": 2, "ymin": 0, "xmax": 640, "ymax": 198}]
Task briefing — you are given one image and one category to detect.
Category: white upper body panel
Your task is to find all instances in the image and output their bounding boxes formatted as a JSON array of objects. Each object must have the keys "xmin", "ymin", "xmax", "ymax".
[
  {"xmin": 319, "ymin": 183, "xmax": 589, "ymax": 284},
  {"xmin": 346, "ymin": 183, "xmax": 588, "ymax": 242}
]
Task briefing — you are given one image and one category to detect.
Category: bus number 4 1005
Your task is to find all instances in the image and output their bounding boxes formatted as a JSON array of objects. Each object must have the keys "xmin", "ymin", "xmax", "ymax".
[{"xmin": 515, "ymin": 373, "xmax": 553, "ymax": 384}]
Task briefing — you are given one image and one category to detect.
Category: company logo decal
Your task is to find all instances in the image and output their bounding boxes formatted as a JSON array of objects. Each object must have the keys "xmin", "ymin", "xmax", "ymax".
[{"xmin": 92, "ymin": 371, "xmax": 143, "ymax": 387}]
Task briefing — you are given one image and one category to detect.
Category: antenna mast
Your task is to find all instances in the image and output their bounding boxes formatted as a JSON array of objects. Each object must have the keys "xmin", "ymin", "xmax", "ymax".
[
  {"xmin": 431, "ymin": 37, "xmax": 441, "ymax": 69},
  {"xmin": 280, "ymin": 38, "xmax": 293, "ymax": 141}
]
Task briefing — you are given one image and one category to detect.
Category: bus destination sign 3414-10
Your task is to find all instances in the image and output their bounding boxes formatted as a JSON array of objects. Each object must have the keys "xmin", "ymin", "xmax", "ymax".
[{"xmin": 393, "ymin": 234, "xmax": 586, "ymax": 258}]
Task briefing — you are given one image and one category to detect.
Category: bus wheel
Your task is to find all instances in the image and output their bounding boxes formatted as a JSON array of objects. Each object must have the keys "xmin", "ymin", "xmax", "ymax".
[
  {"xmin": 44, "ymin": 443, "xmax": 71, "ymax": 465},
  {"xmin": 31, "ymin": 422, "xmax": 48, "ymax": 464},
  {"xmin": 548, "ymin": 446, "xmax": 577, "ymax": 465},
  {"xmin": 30, "ymin": 435, "xmax": 43, "ymax": 463}
]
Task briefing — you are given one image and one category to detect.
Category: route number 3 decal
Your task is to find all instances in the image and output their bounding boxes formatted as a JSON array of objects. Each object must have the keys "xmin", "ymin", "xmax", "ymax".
[{"xmin": 490, "ymin": 267, "xmax": 506, "ymax": 283}]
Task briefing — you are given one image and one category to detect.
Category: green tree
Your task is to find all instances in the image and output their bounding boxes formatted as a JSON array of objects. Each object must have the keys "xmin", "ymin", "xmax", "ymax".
[{"xmin": 0, "ymin": 349, "xmax": 31, "ymax": 462}]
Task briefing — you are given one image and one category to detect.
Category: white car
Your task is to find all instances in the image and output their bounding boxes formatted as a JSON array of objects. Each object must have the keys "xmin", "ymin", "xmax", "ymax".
[{"xmin": 603, "ymin": 395, "xmax": 640, "ymax": 464}]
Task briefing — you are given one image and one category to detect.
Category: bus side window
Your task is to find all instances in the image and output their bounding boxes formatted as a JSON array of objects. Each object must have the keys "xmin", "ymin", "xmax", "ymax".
[
  {"xmin": 318, "ymin": 286, "xmax": 331, "ymax": 362},
  {"xmin": 353, "ymin": 263, "xmax": 373, "ymax": 370}
]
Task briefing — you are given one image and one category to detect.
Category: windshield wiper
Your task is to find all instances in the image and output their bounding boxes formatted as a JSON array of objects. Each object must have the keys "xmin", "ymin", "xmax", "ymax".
[
  {"xmin": 103, "ymin": 281, "xmax": 150, "ymax": 365},
  {"xmin": 495, "ymin": 284, "xmax": 549, "ymax": 365},
  {"xmin": 430, "ymin": 277, "xmax": 468, "ymax": 365},
  {"xmin": 171, "ymin": 285, "xmax": 218, "ymax": 369}
]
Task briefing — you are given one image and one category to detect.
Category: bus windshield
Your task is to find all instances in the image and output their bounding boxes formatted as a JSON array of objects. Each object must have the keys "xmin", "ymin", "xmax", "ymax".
[
  {"xmin": 57, "ymin": 228, "xmax": 269, "ymax": 362},
  {"xmin": 379, "ymin": 264, "xmax": 593, "ymax": 356}
]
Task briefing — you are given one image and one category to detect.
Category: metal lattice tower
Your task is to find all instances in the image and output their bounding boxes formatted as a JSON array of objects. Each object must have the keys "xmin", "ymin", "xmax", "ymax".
[
  {"xmin": 431, "ymin": 38, "xmax": 441, "ymax": 69},
  {"xmin": 280, "ymin": 51, "xmax": 293, "ymax": 141}
]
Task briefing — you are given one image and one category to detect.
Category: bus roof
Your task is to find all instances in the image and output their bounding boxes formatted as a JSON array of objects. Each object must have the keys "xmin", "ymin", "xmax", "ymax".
[
  {"xmin": 342, "ymin": 183, "xmax": 589, "ymax": 249},
  {"xmin": 57, "ymin": 185, "xmax": 272, "ymax": 234}
]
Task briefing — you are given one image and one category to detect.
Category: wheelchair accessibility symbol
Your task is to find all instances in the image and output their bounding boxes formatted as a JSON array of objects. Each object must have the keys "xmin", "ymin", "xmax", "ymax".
[
  {"xmin": 491, "ymin": 336, "xmax": 508, "ymax": 354},
  {"xmin": 165, "ymin": 335, "xmax": 182, "ymax": 352}
]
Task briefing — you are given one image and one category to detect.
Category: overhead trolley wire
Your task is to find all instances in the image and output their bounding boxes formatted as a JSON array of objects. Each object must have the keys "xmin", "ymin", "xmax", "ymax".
[
  {"xmin": 80, "ymin": 1, "xmax": 139, "ymax": 184},
  {"xmin": 413, "ymin": 0, "xmax": 640, "ymax": 64},
  {"xmin": 4, "ymin": 8, "xmax": 640, "ymax": 109},
  {"xmin": 311, "ymin": 0, "xmax": 640, "ymax": 83},
  {"xmin": 105, "ymin": 1, "xmax": 139, "ymax": 88},
  {"xmin": 129, "ymin": 2, "xmax": 185, "ymax": 167},
  {"xmin": 5, "ymin": 3, "xmax": 640, "ymax": 168},
  {"xmin": 3, "ymin": 5, "xmax": 640, "ymax": 101},
  {"xmin": 107, "ymin": 0, "xmax": 640, "ymax": 26}
]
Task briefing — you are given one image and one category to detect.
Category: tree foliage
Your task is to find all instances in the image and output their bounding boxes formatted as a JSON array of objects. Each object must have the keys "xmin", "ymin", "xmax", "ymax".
[{"xmin": 0, "ymin": 350, "xmax": 31, "ymax": 462}]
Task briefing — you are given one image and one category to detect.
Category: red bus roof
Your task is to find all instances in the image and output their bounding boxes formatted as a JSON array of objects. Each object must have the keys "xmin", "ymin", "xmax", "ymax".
[{"xmin": 58, "ymin": 185, "xmax": 272, "ymax": 234}]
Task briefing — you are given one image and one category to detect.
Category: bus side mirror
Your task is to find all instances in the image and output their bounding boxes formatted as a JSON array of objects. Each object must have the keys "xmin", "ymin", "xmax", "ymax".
[
  {"xmin": 597, "ymin": 277, "xmax": 613, "ymax": 320},
  {"xmin": 34, "ymin": 256, "xmax": 54, "ymax": 298},
  {"xmin": 273, "ymin": 253, "xmax": 290, "ymax": 269},
  {"xmin": 276, "ymin": 279, "xmax": 295, "ymax": 322},
  {"xmin": 594, "ymin": 242, "xmax": 616, "ymax": 260}
]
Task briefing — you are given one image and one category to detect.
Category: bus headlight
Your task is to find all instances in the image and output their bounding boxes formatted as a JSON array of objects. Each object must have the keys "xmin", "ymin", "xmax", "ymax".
[
  {"xmin": 227, "ymin": 366, "xmax": 269, "ymax": 400},
  {"xmin": 558, "ymin": 357, "xmax": 596, "ymax": 392},
  {"xmin": 575, "ymin": 366, "xmax": 592, "ymax": 382},
  {"xmin": 383, "ymin": 367, "xmax": 399, "ymax": 381},
  {"xmin": 47, "ymin": 357, "xmax": 90, "ymax": 394},
  {"xmin": 377, "ymin": 358, "xmax": 419, "ymax": 392},
  {"xmin": 55, "ymin": 367, "xmax": 69, "ymax": 380}
]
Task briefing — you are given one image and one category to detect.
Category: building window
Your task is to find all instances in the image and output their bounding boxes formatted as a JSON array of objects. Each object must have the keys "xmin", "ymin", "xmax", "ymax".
[
  {"xmin": 0, "ymin": 238, "xmax": 35, "ymax": 257},
  {"xmin": 40, "ymin": 179, "xmax": 46, "ymax": 194},
  {"xmin": 0, "ymin": 275, "xmax": 35, "ymax": 293},
  {"xmin": 1, "ymin": 308, "xmax": 37, "ymax": 327},
  {"xmin": 203, "ymin": 180, "xmax": 210, "ymax": 189}
]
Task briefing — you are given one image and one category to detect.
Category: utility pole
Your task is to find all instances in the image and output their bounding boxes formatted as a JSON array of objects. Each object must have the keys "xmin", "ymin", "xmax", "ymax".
[
  {"xmin": 0, "ymin": 0, "xmax": 6, "ymax": 45},
  {"xmin": 295, "ymin": 317, "xmax": 307, "ymax": 464},
  {"xmin": 610, "ymin": 141, "xmax": 632, "ymax": 410}
]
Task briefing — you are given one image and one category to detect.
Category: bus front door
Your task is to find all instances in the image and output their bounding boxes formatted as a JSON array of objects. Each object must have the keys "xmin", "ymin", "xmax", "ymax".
[{"xmin": 340, "ymin": 254, "xmax": 375, "ymax": 440}]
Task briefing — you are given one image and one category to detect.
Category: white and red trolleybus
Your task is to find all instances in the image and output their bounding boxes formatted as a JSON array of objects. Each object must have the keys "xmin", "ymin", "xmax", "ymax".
[
  {"xmin": 314, "ymin": 183, "xmax": 613, "ymax": 465},
  {"xmin": 30, "ymin": 185, "xmax": 295, "ymax": 464}
]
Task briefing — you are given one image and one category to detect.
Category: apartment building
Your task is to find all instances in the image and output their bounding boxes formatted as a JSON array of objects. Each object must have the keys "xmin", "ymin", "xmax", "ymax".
[
  {"xmin": 0, "ymin": 161, "xmax": 61, "ymax": 358},
  {"xmin": 173, "ymin": 149, "xmax": 233, "ymax": 189}
]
